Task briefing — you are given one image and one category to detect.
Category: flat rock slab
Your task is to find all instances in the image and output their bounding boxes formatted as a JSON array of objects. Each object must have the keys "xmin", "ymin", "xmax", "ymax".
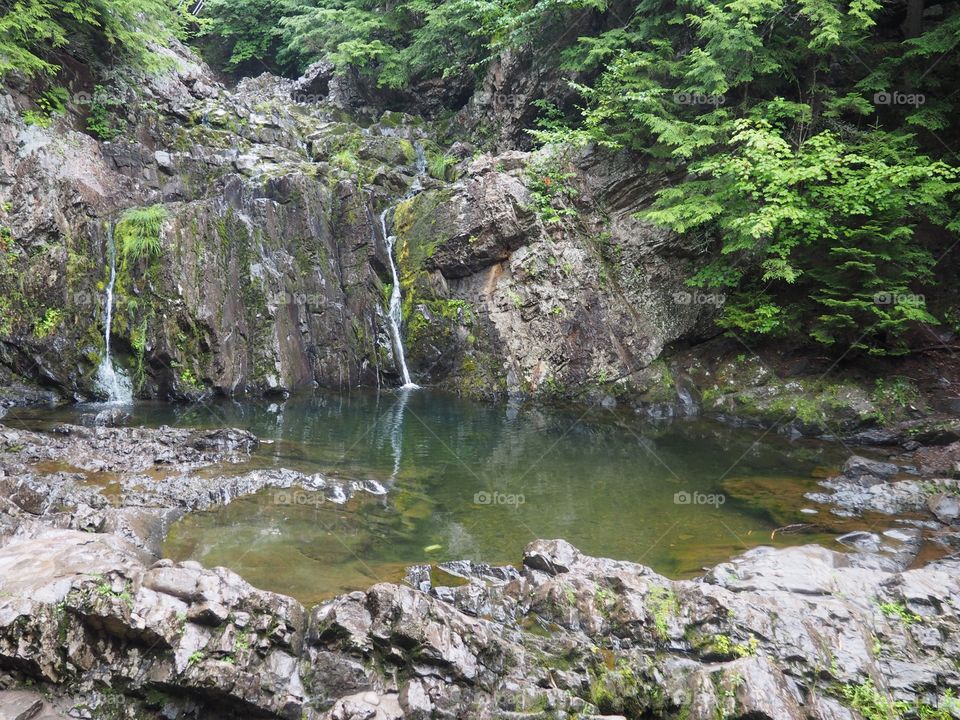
[{"xmin": 0, "ymin": 529, "xmax": 148, "ymax": 603}]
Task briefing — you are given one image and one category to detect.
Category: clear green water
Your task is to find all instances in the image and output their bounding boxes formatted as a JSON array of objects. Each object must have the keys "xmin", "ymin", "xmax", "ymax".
[{"xmin": 8, "ymin": 390, "xmax": 863, "ymax": 605}]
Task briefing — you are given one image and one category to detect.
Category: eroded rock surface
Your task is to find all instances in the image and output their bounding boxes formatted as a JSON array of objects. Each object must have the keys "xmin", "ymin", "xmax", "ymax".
[{"xmin": 2, "ymin": 534, "xmax": 959, "ymax": 719}]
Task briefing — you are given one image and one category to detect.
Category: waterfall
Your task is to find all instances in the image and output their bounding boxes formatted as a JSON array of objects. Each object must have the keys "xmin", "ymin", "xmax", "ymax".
[
  {"xmin": 95, "ymin": 221, "xmax": 133, "ymax": 404},
  {"xmin": 380, "ymin": 142, "xmax": 427, "ymax": 390}
]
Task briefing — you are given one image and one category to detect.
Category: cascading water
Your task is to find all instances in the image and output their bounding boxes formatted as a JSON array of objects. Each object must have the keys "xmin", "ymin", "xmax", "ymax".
[
  {"xmin": 94, "ymin": 221, "xmax": 133, "ymax": 403},
  {"xmin": 380, "ymin": 143, "xmax": 427, "ymax": 390}
]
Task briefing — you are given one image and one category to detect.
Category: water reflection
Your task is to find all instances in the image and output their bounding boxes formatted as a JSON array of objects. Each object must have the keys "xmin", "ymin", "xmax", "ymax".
[{"xmin": 8, "ymin": 390, "xmax": 871, "ymax": 605}]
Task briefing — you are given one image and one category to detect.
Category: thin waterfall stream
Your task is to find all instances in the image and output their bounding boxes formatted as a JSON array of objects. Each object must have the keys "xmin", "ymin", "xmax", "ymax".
[
  {"xmin": 380, "ymin": 143, "xmax": 427, "ymax": 390},
  {"xmin": 94, "ymin": 220, "xmax": 133, "ymax": 403}
]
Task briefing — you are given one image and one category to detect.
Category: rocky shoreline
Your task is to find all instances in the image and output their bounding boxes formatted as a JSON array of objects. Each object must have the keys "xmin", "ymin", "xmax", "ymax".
[{"xmin": 0, "ymin": 417, "xmax": 958, "ymax": 719}]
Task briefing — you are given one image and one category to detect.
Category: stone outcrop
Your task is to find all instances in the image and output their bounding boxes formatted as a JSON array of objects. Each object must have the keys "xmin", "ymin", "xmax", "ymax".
[
  {"xmin": 2, "ymin": 534, "xmax": 960, "ymax": 719},
  {"xmin": 391, "ymin": 147, "xmax": 711, "ymax": 402},
  {"xmin": 0, "ymin": 422, "xmax": 389, "ymax": 558}
]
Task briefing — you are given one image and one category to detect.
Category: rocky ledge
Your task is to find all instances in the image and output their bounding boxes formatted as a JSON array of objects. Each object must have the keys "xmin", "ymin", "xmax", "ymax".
[{"xmin": 1, "ymin": 535, "xmax": 959, "ymax": 720}]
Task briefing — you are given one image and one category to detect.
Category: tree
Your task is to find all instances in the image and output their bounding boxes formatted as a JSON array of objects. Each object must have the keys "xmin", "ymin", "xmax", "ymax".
[
  {"xmin": 196, "ymin": 0, "xmax": 284, "ymax": 74},
  {"xmin": 0, "ymin": 0, "xmax": 186, "ymax": 78},
  {"xmin": 531, "ymin": 0, "xmax": 960, "ymax": 354}
]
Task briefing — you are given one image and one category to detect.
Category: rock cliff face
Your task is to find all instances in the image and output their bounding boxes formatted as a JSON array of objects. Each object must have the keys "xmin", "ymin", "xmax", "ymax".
[{"xmin": 0, "ymin": 43, "xmax": 709, "ymax": 405}]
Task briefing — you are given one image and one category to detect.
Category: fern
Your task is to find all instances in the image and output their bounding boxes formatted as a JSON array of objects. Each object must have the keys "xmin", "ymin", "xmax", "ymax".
[{"xmin": 116, "ymin": 205, "xmax": 168, "ymax": 262}]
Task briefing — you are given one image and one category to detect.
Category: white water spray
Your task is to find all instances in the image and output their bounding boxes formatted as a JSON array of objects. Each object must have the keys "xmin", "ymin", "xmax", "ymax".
[
  {"xmin": 95, "ymin": 221, "xmax": 133, "ymax": 404},
  {"xmin": 381, "ymin": 143, "xmax": 427, "ymax": 390}
]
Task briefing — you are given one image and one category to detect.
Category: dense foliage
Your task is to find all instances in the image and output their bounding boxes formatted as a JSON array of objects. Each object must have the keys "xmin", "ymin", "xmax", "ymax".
[
  {"xmin": 0, "ymin": 0, "xmax": 186, "ymax": 78},
  {"xmin": 529, "ymin": 0, "xmax": 960, "ymax": 354},
  {"xmin": 193, "ymin": 0, "xmax": 283, "ymax": 73},
  {"xmin": 197, "ymin": 0, "xmax": 605, "ymax": 82}
]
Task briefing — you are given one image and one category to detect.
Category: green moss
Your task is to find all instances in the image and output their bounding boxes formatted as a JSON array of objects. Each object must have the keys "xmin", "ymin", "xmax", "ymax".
[
  {"xmin": 876, "ymin": 600, "xmax": 922, "ymax": 625},
  {"xmin": 837, "ymin": 679, "xmax": 900, "ymax": 720},
  {"xmin": 634, "ymin": 360, "xmax": 678, "ymax": 403},
  {"xmin": 331, "ymin": 149, "xmax": 359, "ymax": 173},
  {"xmin": 398, "ymin": 138, "xmax": 417, "ymax": 163},
  {"xmin": 427, "ymin": 151, "xmax": 457, "ymax": 180},
  {"xmin": 707, "ymin": 633, "xmax": 759, "ymax": 659},
  {"xmin": 767, "ymin": 394, "xmax": 824, "ymax": 425},
  {"xmin": 647, "ymin": 584, "xmax": 678, "ymax": 640},
  {"xmin": 406, "ymin": 298, "xmax": 473, "ymax": 347},
  {"xmin": 871, "ymin": 377, "xmax": 923, "ymax": 424},
  {"xmin": 392, "ymin": 189, "xmax": 454, "ymax": 283},
  {"xmin": 587, "ymin": 657, "xmax": 668, "ymax": 717}
]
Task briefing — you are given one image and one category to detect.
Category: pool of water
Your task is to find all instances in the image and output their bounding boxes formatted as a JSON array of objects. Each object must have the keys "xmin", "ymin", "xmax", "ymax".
[{"xmin": 7, "ymin": 390, "xmax": 865, "ymax": 605}]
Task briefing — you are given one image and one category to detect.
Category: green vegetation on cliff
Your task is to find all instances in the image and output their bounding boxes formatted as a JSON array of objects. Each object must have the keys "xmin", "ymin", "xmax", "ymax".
[
  {"xmin": 530, "ymin": 0, "xmax": 960, "ymax": 355},
  {"xmin": 0, "ymin": 0, "xmax": 187, "ymax": 78},
  {"xmin": 190, "ymin": 0, "xmax": 960, "ymax": 356},
  {"xmin": 6, "ymin": 0, "xmax": 958, "ymax": 360}
]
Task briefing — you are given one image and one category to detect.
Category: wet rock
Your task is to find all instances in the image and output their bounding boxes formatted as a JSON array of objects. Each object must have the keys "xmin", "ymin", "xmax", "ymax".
[
  {"xmin": 837, "ymin": 530, "xmax": 883, "ymax": 552},
  {"xmin": 2, "ymin": 532, "xmax": 960, "ymax": 719},
  {"xmin": 189, "ymin": 427, "xmax": 260, "ymax": 454},
  {"xmin": 0, "ymin": 380, "xmax": 63, "ymax": 409},
  {"xmin": 0, "ymin": 690, "xmax": 49, "ymax": 719},
  {"xmin": 0, "ymin": 423, "xmax": 258, "ymax": 473},
  {"xmin": 842, "ymin": 455, "xmax": 900, "ymax": 483},
  {"xmin": 398, "ymin": 679, "xmax": 433, "ymax": 718},
  {"xmin": 403, "ymin": 564, "xmax": 432, "ymax": 592},
  {"xmin": 0, "ymin": 530, "xmax": 307, "ymax": 718},
  {"xmin": 328, "ymin": 691, "xmax": 403, "ymax": 720},
  {"xmin": 91, "ymin": 408, "xmax": 130, "ymax": 427},
  {"xmin": 848, "ymin": 428, "xmax": 901, "ymax": 445},
  {"xmin": 927, "ymin": 493, "xmax": 960, "ymax": 524},
  {"xmin": 685, "ymin": 657, "xmax": 804, "ymax": 720},
  {"xmin": 523, "ymin": 538, "xmax": 581, "ymax": 575},
  {"xmin": 437, "ymin": 559, "xmax": 521, "ymax": 584},
  {"xmin": 910, "ymin": 440, "xmax": 960, "ymax": 476}
]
